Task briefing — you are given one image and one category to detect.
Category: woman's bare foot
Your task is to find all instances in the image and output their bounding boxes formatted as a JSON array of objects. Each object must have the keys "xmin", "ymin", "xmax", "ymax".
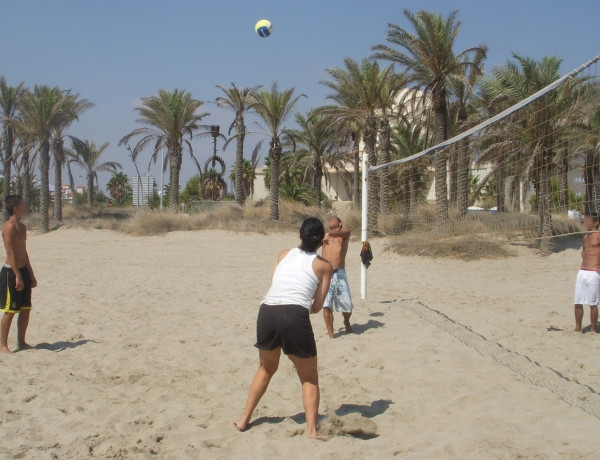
[
  {"xmin": 234, "ymin": 420, "xmax": 249, "ymax": 432},
  {"xmin": 0, "ymin": 344, "xmax": 11, "ymax": 354}
]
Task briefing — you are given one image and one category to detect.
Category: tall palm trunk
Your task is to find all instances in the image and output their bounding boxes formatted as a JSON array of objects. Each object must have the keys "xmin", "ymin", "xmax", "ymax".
[
  {"xmin": 168, "ymin": 148, "xmax": 182, "ymax": 212},
  {"xmin": 378, "ymin": 119, "xmax": 391, "ymax": 214},
  {"xmin": 495, "ymin": 161, "xmax": 505, "ymax": 213},
  {"xmin": 53, "ymin": 137, "xmax": 65, "ymax": 221},
  {"xmin": 351, "ymin": 132, "xmax": 360, "ymax": 209},
  {"xmin": 22, "ymin": 150, "xmax": 31, "ymax": 212},
  {"xmin": 2, "ymin": 128, "xmax": 13, "ymax": 222},
  {"xmin": 559, "ymin": 150, "xmax": 569, "ymax": 213},
  {"xmin": 538, "ymin": 149, "xmax": 554, "ymax": 255},
  {"xmin": 432, "ymin": 84, "xmax": 449, "ymax": 225},
  {"xmin": 456, "ymin": 108, "xmax": 469, "ymax": 216},
  {"xmin": 39, "ymin": 139, "xmax": 50, "ymax": 233},
  {"xmin": 269, "ymin": 139, "xmax": 281, "ymax": 220},
  {"xmin": 409, "ymin": 167, "xmax": 418, "ymax": 216},
  {"xmin": 364, "ymin": 116, "xmax": 379, "ymax": 232},
  {"xmin": 234, "ymin": 118, "xmax": 246, "ymax": 206},
  {"xmin": 86, "ymin": 172, "xmax": 94, "ymax": 207},
  {"xmin": 448, "ymin": 146, "xmax": 458, "ymax": 204},
  {"xmin": 314, "ymin": 151, "xmax": 322, "ymax": 209}
]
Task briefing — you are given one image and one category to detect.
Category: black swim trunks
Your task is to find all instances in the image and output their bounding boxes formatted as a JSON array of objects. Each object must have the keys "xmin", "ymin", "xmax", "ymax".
[
  {"xmin": 255, "ymin": 304, "xmax": 317, "ymax": 358},
  {"xmin": 0, "ymin": 265, "xmax": 32, "ymax": 313}
]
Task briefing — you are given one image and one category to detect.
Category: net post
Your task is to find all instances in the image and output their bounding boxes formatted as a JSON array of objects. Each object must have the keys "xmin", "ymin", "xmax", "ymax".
[{"xmin": 361, "ymin": 151, "xmax": 368, "ymax": 300}]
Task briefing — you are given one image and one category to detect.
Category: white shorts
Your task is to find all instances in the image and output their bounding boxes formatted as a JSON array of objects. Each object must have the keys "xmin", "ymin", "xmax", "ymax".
[{"xmin": 574, "ymin": 270, "xmax": 600, "ymax": 306}]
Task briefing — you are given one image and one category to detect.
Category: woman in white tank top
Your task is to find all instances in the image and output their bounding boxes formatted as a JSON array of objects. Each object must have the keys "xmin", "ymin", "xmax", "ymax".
[{"xmin": 235, "ymin": 218, "xmax": 333, "ymax": 438}]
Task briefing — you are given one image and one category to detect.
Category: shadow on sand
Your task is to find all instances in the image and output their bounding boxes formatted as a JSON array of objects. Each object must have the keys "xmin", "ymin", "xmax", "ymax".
[
  {"xmin": 289, "ymin": 399, "xmax": 393, "ymax": 424},
  {"xmin": 341, "ymin": 319, "xmax": 384, "ymax": 336},
  {"xmin": 34, "ymin": 339, "xmax": 97, "ymax": 352}
]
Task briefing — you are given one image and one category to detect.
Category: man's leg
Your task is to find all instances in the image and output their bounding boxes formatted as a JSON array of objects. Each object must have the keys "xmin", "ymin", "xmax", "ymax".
[
  {"xmin": 323, "ymin": 307, "xmax": 334, "ymax": 338},
  {"xmin": 591, "ymin": 305, "xmax": 598, "ymax": 333},
  {"xmin": 288, "ymin": 354, "xmax": 320, "ymax": 438},
  {"xmin": 1, "ymin": 312, "xmax": 15, "ymax": 353},
  {"xmin": 17, "ymin": 309, "xmax": 32, "ymax": 349},
  {"xmin": 342, "ymin": 312, "xmax": 353, "ymax": 333},
  {"xmin": 575, "ymin": 304, "xmax": 584, "ymax": 331},
  {"xmin": 235, "ymin": 348, "xmax": 281, "ymax": 431}
]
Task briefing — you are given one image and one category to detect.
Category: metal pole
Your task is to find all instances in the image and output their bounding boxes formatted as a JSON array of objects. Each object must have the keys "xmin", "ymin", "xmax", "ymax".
[
  {"xmin": 160, "ymin": 147, "xmax": 164, "ymax": 210},
  {"xmin": 361, "ymin": 151, "xmax": 368, "ymax": 300}
]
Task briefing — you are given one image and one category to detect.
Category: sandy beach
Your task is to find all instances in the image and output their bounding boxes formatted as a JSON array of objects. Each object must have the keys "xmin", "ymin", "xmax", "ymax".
[{"xmin": 1, "ymin": 228, "xmax": 598, "ymax": 459}]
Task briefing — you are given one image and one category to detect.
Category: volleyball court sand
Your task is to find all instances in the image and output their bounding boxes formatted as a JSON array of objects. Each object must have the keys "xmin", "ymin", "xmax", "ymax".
[{"xmin": 0, "ymin": 229, "xmax": 596, "ymax": 459}]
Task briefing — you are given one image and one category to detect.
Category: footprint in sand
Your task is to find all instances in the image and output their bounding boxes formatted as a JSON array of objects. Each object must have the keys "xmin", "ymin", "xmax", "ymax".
[{"xmin": 312, "ymin": 413, "xmax": 378, "ymax": 440}]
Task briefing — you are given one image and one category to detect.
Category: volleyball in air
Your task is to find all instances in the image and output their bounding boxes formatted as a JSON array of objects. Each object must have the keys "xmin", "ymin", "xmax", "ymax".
[{"xmin": 255, "ymin": 19, "xmax": 273, "ymax": 37}]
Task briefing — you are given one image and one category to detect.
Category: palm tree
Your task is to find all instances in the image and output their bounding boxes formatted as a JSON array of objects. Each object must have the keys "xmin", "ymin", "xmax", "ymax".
[
  {"xmin": 448, "ymin": 47, "xmax": 487, "ymax": 216},
  {"xmin": 20, "ymin": 85, "xmax": 75, "ymax": 232},
  {"xmin": 479, "ymin": 54, "xmax": 582, "ymax": 253},
  {"xmin": 119, "ymin": 89, "xmax": 208, "ymax": 211},
  {"xmin": 12, "ymin": 126, "xmax": 36, "ymax": 210},
  {"xmin": 51, "ymin": 92, "xmax": 93, "ymax": 221},
  {"xmin": 373, "ymin": 9, "xmax": 486, "ymax": 224},
  {"xmin": 216, "ymin": 84, "xmax": 259, "ymax": 206},
  {"xmin": 289, "ymin": 110, "xmax": 336, "ymax": 208},
  {"xmin": 106, "ymin": 172, "xmax": 132, "ymax": 205},
  {"xmin": 252, "ymin": 83, "xmax": 305, "ymax": 220},
  {"xmin": 0, "ymin": 77, "xmax": 25, "ymax": 220},
  {"xmin": 68, "ymin": 138, "xmax": 120, "ymax": 207},
  {"xmin": 322, "ymin": 58, "xmax": 398, "ymax": 230}
]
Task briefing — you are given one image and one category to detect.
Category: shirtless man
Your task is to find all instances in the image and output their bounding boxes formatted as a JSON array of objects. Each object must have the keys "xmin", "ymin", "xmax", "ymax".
[
  {"xmin": 574, "ymin": 212, "xmax": 600, "ymax": 333},
  {"xmin": 321, "ymin": 216, "xmax": 353, "ymax": 338},
  {"xmin": 0, "ymin": 196, "xmax": 37, "ymax": 353}
]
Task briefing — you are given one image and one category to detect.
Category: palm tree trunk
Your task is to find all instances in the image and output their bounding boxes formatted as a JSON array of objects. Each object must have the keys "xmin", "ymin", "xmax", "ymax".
[
  {"xmin": 2, "ymin": 128, "xmax": 13, "ymax": 222},
  {"xmin": 457, "ymin": 137, "xmax": 469, "ymax": 216},
  {"xmin": 432, "ymin": 84, "xmax": 449, "ymax": 225},
  {"xmin": 378, "ymin": 119, "xmax": 391, "ymax": 215},
  {"xmin": 448, "ymin": 146, "xmax": 457, "ymax": 205},
  {"xmin": 269, "ymin": 139, "xmax": 281, "ymax": 220},
  {"xmin": 54, "ymin": 156, "xmax": 63, "ymax": 222},
  {"xmin": 351, "ymin": 132, "xmax": 360, "ymax": 209},
  {"xmin": 559, "ymin": 151, "xmax": 569, "ymax": 213},
  {"xmin": 87, "ymin": 173, "xmax": 94, "ymax": 207},
  {"xmin": 314, "ymin": 151, "xmax": 322, "ymax": 209},
  {"xmin": 585, "ymin": 151, "xmax": 595, "ymax": 215},
  {"xmin": 40, "ymin": 140, "xmax": 50, "ymax": 233},
  {"xmin": 364, "ymin": 117, "xmax": 379, "ymax": 232},
  {"xmin": 496, "ymin": 162, "xmax": 505, "ymax": 213},
  {"xmin": 22, "ymin": 150, "xmax": 31, "ymax": 212},
  {"xmin": 409, "ymin": 168, "xmax": 418, "ymax": 216},
  {"xmin": 168, "ymin": 148, "xmax": 182, "ymax": 212},
  {"xmin": 402, "ymin": 174, "xmax": 410, "ymax": 210},
  {"xmin": 234, "ymin": 119, "xmax": 245, "ymax": 206},
  {"xmin": 539, "ymin": 151, "xmax": 554, "ymax": 255}
]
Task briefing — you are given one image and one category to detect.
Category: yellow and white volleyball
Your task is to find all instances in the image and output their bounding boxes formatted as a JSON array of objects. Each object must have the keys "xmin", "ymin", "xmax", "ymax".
[{"xmin": 255, "ymin": 19, "xmax": 273, "ymax": 37}]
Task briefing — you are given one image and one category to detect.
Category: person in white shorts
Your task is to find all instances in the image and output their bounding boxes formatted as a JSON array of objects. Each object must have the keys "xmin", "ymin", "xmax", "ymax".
[
  {"xmin": 322, "ymin": 216, "xmax": 354, "ymax": 338},
  {"xmin": 574, "ymin": 212, "xmax": 600, "ymax": 332}
]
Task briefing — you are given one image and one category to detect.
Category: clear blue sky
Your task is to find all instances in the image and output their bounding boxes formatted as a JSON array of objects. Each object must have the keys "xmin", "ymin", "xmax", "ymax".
[{"xmin": 1, "ymin": 0, "xmax": 599, "ymax": 191}]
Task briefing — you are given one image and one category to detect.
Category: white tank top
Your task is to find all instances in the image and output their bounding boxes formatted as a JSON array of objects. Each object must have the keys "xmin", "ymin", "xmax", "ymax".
[{"xmin": 262, "ymin": 248, "xmax": 319, "ymax": 310}]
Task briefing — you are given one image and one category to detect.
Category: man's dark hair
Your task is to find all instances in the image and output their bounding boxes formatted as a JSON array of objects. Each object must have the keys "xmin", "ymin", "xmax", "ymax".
[
  {"xmin": 299, "ymin": 217, "xmax": 325, "ymax": 253},
  {"xmin": 5, "ymin": 195, "xmax": 23, "ymax": 216},
  {"xmin": 586, "ymin": 211, "xmax": 599, "ymax": 223}
]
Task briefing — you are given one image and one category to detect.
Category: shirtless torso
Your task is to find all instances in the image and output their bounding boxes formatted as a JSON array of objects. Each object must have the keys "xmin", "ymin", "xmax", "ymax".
[
  {"xmin": 3, "ymin": 219, "xmax": 29, "ymax": 270},
  {"xmin": 322, "ymin": 230, "xmax": 349, "ymax": 270},
  {"xmin": 580, "ymin": 231, "xmax": 600, "ymax": 271}
]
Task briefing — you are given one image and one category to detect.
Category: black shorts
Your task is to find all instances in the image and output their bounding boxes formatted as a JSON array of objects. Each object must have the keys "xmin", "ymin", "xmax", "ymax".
[
  {"xmin": 0, "ymin": 265, "xmax": 32, "ymax": 313},
  {"xmin": 255, "ymin": 304, "xmax": 317, "ymax": 358}
]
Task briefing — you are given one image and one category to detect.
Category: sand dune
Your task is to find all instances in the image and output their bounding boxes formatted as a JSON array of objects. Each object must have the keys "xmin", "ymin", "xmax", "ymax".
[{"xmin": 0, "ymin": 228, "xmax": 597, "ymax": 459}]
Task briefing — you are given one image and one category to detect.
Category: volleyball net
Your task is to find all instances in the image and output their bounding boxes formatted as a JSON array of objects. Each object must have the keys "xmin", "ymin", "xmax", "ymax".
[{"xmin": 363, "ymin": 55, "xmax": 600, "ymax": 255}]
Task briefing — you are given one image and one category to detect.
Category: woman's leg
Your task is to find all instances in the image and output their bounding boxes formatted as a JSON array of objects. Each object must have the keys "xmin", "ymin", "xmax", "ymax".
[
  {"xmin": 235, "ymin": 348, "xmax": 281, "ymax": 431},
  {"xmin": 288, "ymin": 354, "xmax": 319, "ymax": 437}
]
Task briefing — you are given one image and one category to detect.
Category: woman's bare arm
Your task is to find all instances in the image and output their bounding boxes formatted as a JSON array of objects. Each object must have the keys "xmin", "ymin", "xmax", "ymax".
[
  {"xmin": 271, "ymin": 249, "xmax": 290, "ymax": 279},
  {"xmin": 311, "ymin": 257, "xmax": 333, "ymax": 314}
]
